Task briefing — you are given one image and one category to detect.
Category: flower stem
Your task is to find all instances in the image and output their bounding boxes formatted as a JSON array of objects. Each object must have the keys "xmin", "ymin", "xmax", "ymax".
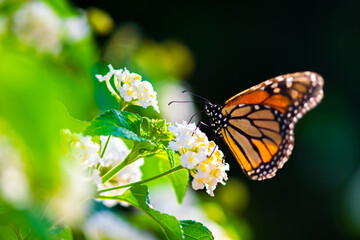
[
  {"xmin": 100, "ymin": 135, "xmax": 111, "ymax": 158},
  {"xmin": 9, "ymin": 224, "xmax": 22, "ymax": 240},
  {"xmin": 119, "ymin": 101, "xmax": 129, "ymax": 111},
  {"xmin": 101, "ymin": 147, "xmax": 140, "ymax": 184},
  {"xmin": 105, "ymin": 79, "xmax": 121, "ymax": 102},
  {"xmin": 97, "ymin": 165, "xmax": 184, "ymax": 194}
]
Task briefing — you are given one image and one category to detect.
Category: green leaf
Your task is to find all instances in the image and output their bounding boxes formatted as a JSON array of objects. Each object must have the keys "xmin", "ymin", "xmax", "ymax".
[
  {"xmin": 180, "ymin": 220, "xmax": 214, "ymax": 240},
  {"xmin": 58, "ymin": 103, "xmax": 90, "ymax": 133},
  {"xmin": 83, "ymin": 110, "xmax": 147, "ymax": 141},
  {"xmin": 164, "ymin": 146, "xmax": 175, "ymax": 168},
  {"xmin": 159, "ymin": 153, "xmax": 188, "ymax": 204},
  {"xmin": 97, "ymin": 185, "xmax": 183, "ymax": 240},
  {"xmin": 49, "ymin": 227, "xmax": 73, "ymax": 240},
  {"xmin": 141, "ymin": 117, "xmax": 174, "ymax": 143}
]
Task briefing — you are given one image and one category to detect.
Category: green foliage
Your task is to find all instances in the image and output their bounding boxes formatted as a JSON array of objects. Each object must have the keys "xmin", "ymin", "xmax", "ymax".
[
  {"xmin": 98, "ymin": 185, "xmax": 183, "ymax": 240},
  {"xmin": 83, "ymin": 110, "xmax": 147, "ymax": 142},
  {"xmin": 84, "ymin": 110, "xmax": 183, "ymax": 185},
  {"xmin": 141, "ymin": 117, "xmax": 175, "ymax": 143},
  {"xmin": 58, "ymin": 103, "xmax": 90, "ymax": 133},
  {"xmin": 98, "ymin": 185, "xmax": 213, "ymax": 240},
  {"xmin": 159, "ymin": 153, "xmax": 188, "ymax": 204},
  {"xmin": 180, "ymin": 220, "xmax": 214, "ymax": 240},
  {"xmin": 49, "ymin": 227, "xmax": 73, "ymax": 240}
]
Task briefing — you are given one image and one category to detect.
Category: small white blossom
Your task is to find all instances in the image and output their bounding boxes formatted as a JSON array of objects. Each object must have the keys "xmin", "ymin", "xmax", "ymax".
[
  {"xmin": 96, "ymin": 66, "xmax": 160, "ymax": 112},
  {"xmin": 63, "ymin": 14, "xmax": 90, "ymax": 43},
  {"xmin": 95, "ymin": 64, "xmax": 115, "ymax": 82},
  {"xmin": 99, "ymin": 136, "xmax": 130, "ymax": 167},
  {"xmin": 138, "ymin": 81, "xmax": 156, "ymax": 107},
  {"xmin": 180, "ymin": 151, "xmax": 206, "ymax": 169},
  {"xmin": 62, "ymin": 131, "xmax": 144, "ymax": 208},
  {"xmin": 84, "ymin": 211, "xmax": 156, "ymax": 240},
  {"xmin": 68, "ymin": 132, "xmax": 101, "ymax": 168},
  {"xmin": 168, "ymin": 121, "xmax": 209, "ymax": 153},
  {"xmin": 119, "ymin": 81, "xmax": 139, "ymax": 101},
  {"xmin": 12, "ymin": 2, "xmax": 63, "ymax": 54},
  {"xmin": 48, "ymin": 161, "xmax": 94, "ymax": 225},
  {"xmin": 168, "ymin": 122, "xmax": 229, "ymax": 196},
  {"xmin": 0, "ymin": 136, "xmax": 30, "ymax": 208},
  {"xmin": 96, "ymin": 158, "xmax": 144, "ymax": 208},
  {"xmin": 96, "ymin": 136, "xmax": 144, "ymax": 207}
]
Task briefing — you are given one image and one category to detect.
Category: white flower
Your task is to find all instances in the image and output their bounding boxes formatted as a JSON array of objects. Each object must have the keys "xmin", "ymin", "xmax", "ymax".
[
  {"xmin": 63, "ymin": 14, "xmax": 90, "ymax": 43},
  {"xmin": 99, "ymin": 136, "xmax": 130, "ymax": 167},
  {"xmin": 119, "ymin": 81, "xmax": 139, "ymax": 102},
  {"xmin": 68, "ymin": 132, "xmax": 101, "ymax": 168},
  {"xmin": 95, "ymin": 64, "xmax": 115, "ymax": 82},
  {"xmin": 48, "ymin": 161, "xmax": 94, "ymax": 225},
  {"xmin": 96, "ymin": 66, "xmax": 160, "ymax": 112},
  {"xmin": 96, "ymin": 158, "xmax": 144, "ymax": 208},
  {"xmin": 0, "ymin": 136, "xmax": 30, "ymax": 208},
  {"xmin": 12, "ymin": 2, "xmax": 62, "ymax": 54},
  {"xmin": 168, "ymin": 121, "xmax": 209, "ymax": 153},
  {"xmin": 138, "ymin": 81, "xmax": 158, "ymax": 109},
  {"xmin": 84, "ymin": 211, "xmax": 156, "ymax": 240},
  {"xmin": 180, "ymin": 151, "xmax": 206, "ymax": 169},
  {"xmin": 168, "ymin": 122, "xmax": 229, "ymax": 196},
  {"xmin": 95, "ymin": 136, "xmax": 144, "ymax": 207}
]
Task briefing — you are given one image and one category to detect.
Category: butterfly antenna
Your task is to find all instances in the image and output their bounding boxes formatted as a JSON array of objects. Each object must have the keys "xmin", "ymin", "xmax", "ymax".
[
  {"xmin": 182, "ymin": 90, "xmax": 209, "ymax": 102},
  {"xmin": 168, "ymin": 100, "xmax": 205, "ymax": 106},
  {"xmin": 191, "ymin": 121, "xmax": 209, "ymax": 136},
  {"xmin": 188, "ymin": 110, "xmax": 205, "ymax": 123}
]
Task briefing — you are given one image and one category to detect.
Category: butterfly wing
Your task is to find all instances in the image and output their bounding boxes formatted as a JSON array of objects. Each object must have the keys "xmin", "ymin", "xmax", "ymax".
[{"xmin": 221, "ymin": 71, "xmax": 324, "ymax": 180}]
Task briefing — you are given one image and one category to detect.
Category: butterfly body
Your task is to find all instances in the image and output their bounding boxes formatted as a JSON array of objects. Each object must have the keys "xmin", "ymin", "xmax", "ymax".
[{"xmin": 205, "ymin": 71, "xmax": 324, "ymax": 180}]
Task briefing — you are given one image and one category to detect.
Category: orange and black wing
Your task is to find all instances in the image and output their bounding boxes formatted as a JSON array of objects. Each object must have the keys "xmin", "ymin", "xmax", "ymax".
[{"xmin": 221, "ymin": 71, "xmax": 324, "ymax": 180}]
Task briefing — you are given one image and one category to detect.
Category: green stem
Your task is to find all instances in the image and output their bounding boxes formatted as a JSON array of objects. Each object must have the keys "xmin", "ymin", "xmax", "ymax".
[
  {"xmin": 101, "ymin": 147, "xmax": 140, "ymax": 184},
  {"xmin": 119, "ymin": 101, "xmax": 129, "ymax": 111},
  {"xmin": 9, "ymin": 224, "xmax": 22, "ymax": 240},
  {"xmin": 97, "ymin": 165, "xmax": 184, "ymax": 194},
  {"xmin": 105, "ymin": 80, "xmax": 121, "ymax": 102},
  {"xmin": 101, "ymin": 135, "xmax": 111, "ymax": 158}
]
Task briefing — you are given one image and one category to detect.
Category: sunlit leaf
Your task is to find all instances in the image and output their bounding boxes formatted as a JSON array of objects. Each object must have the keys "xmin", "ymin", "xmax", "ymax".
[
  {"xmin": 49, "ymin": 226, "xmax": 73, "ymax": 240},
  {"xmin": 159, "ymin": 153, "xmax": 188, "ymax": 204},
  {"xmin": 180, "ymin": 220, "xmax": 214, "ymax": 240},
  {"xmin": 97, "ymin": 185, "xmax": 183, "ymax": 240},
  {"xmin": 83, "ymin": 110, "xmax": 147, "ymax": 141}
]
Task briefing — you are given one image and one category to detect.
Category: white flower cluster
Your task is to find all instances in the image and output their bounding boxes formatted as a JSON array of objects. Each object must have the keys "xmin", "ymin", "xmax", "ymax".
[
  {"xmin": 64, "ymin": 130, "xmax": 143, "ymax": 207},
  {"xmin": 94, "ymin": 136, "xmax": 144, "ymax": 208},
  {"xmin": 65, "ymin": 130, "xmax": 102, "ymax": 168},
  {"xmin": 0, "ymin": 136, "xmax": 30, "ymax": 208},
  {"xmin": 168, "ymin": 121, "xmax": 229, "ymax": 196},
  {"xmin": 84, "ymin": 211, "xmax": 156, "ymax": 240},
  {"xmin": 96, "ymin": 65, "xmax": 160, "ymax": 113},
  {"xmin": 11, "ymin": 1, "xmax": 90, "ymax": 54}
]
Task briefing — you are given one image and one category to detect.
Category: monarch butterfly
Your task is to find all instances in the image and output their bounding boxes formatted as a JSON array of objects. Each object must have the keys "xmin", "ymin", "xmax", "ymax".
[{"xmin": 204, "ymin": 71, "xmax": 324, "ymax": 180}]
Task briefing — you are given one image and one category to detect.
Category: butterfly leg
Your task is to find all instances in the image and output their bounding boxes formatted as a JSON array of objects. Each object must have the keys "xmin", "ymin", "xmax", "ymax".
[
  {"xmin": 192, "ymin": 121, "xmax": 209, "ymax": 136},
  {"xmin": 207, "ymin": 144, "xmax": 217, "ymax": 158}
]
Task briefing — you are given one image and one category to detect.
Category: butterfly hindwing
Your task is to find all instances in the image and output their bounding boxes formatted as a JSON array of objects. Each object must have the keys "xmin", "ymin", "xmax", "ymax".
[
  {"xmin": 206, "ymin": 71, "xmax": 324, "ymax": 180},
  {"xmin": 221, "ymin": 104, "xmax": 292, "ymax": 180}
]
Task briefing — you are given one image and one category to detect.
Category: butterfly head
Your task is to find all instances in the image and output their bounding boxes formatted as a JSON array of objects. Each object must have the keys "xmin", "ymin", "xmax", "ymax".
[{"xmin": 205, "ymin": 102, "xmax": 228, "ymax": 137}]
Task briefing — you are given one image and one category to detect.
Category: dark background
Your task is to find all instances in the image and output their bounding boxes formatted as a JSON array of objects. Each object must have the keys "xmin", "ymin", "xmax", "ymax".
[{"xmin": 72, "ymin": 1, "xmax": 360, "ymax": 239}]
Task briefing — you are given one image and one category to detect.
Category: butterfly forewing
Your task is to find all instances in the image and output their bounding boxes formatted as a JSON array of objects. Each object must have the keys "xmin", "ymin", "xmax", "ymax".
[{"xmin": 214, "ymin": 71, "xmax": 324, "ymax": 180}]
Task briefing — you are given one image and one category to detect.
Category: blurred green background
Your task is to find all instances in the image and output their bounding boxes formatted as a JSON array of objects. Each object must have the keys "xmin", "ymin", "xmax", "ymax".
[{"xmin": 0, "ymin": 0, "xmax": 359, "ymax": 239}]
